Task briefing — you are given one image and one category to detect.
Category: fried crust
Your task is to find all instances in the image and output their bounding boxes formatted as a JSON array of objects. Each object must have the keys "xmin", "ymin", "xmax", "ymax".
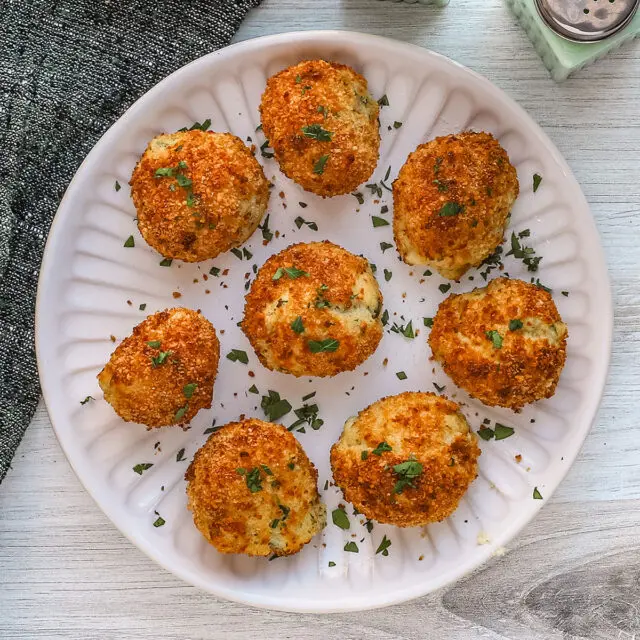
[
  {"xmin": 131, "ymin": 130, "xmax": 269, "ymax": 262},
  {"xmin": 393, "ymin": 131, "xmax": 519, "ymax": 279},
  {"xmin": 429, "ymin": 277, "xmax": 568, "ymax": 410},
  {"xmin": 260, "ymin": 59, "xmax": 380, "ymax": 196},
  {"xmin": 97, "ymin": 308, "xmax": 219, "ymax": 428},
  {"xmin": 330, "ymin": 392, "xmax": 480, "ymax": 527},
  {"xmin": 185, "ymin": 419, "xmax": 326, "ymax": 556},
  {"xmin": 242, "ymin": 241, "xmax": 383, "ymax": 377}
]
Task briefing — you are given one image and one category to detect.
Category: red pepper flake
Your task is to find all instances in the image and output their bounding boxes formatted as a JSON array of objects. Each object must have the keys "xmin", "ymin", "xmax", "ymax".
[
  {"xmin": 248, "ymin": 370, "xmax": 255, "ymax": 378},
  {"xmin": 222, "ymin": 269, "xmax": 230, "ymax": 276},
  {"xmin": 110, "ymin": 335, "xmax": 116, "ymax": 342},
  {"xmin": 279, "ymin": 191, "xmax": 285, "ymax": 199},
  {"xmin": 382, "ymin": 358, "xmax": 388, "ymax": 366},
  {"xmin": 126, "ymin": 300, "xmax": 132, "ymax": 306},
  {"xmin": 203, "ymin": 274, "xmax": 208, "ymax": 281},
  {"xmin": 172, "ymin": 292, "xmax": 181, "ymax": 299},
  {"xmin": 515, "ymin": 454, "xmax": 522, "ymax": 463}
]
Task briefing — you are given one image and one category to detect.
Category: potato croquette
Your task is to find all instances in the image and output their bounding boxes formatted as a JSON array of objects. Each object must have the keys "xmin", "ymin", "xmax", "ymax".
[
  {"xmin": 242, "ymin": 241, "xmax": 383, "ymax": 377},
  {"xmin": 185, "ymin": 419, "xmax": 326, "ymax": 557},
  {"xmin": 429, "ymin": 277, "xmax": 568, "ymax": 410},
  {"xmin": 97, "ymin": 308, "xmax": 219, "ymax": 428},
  {"xmin": 393, "ymin": 132, "xmax": 519, "ymax": 280},
  {"xmin": 260, "ymin": 59, "xmax": 380, "ymax": 196},
  {"xmin": 130, "ymin": 130, "xmax": 269, "ymax": 262},
  {"xmin": 330, "ymin": 392, "xmax": 479, "ymax": 527}
]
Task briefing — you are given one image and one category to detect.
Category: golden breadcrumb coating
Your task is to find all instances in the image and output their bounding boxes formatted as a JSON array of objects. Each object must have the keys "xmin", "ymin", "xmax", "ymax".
[
  {"xmin": 97, "ymin": 308, "xmax": 219, "ymax": 428},
  {"xmin": 130, "ymin": 130, "xmax": 269, "ymax": 262},
  {"xmin": 242, "ymin": 241, "xmax": 383, "ymax": 377},
  {"xmin": 185, "ymin": 419, "xmax": 326, "ymax": 556},
  {"xmin": 330, "ymin": 392, "xmax": 479, "ymax": 527},
  {"xmin": 260, "ymin": 59, "xmax": 380, "ymax": 196},
  {"xmin": 429, "ymin": 277, "xmax": 568, "ymax": 410},
  {"xmin": 393, "ymin": 131, "xmax": 519, "ymax": 280}
]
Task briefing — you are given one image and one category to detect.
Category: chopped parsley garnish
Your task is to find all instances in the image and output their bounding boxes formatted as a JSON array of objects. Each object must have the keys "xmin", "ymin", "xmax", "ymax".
[
  {"xmin": 372, "ymin": 441, "xmax": 392, "ymax": 456},
  {"xmin": 331, "ymin": 507, "xmax": 350, "ymax": 530},
  {"xmin": 313, "ymin": 154, "xmax": 330, "ymax": 174},
  {"xmin": 209, "ymin": 266, "xmax": 220, "ymax": 276},
  {"xmin": 139, "ymin": 303, "xmax": 147, "ymax": 311},
  {"xmin": 423, "ymin": 317, "xmax": 434, "ymax": 328},
  {"xmin": 377, "ymin": 94, "xmax": 389, "ymax": 107},
  {"xmin": 372, "ymin": 216, "xmax": 389, "ymax": 228},
  {"xmin": 376, "ymin": 535, "xmax": 392, "ymax": 556},
  {"xmin": 506, "ymin": 231, "xmax": 541, "ymax": 272},
  {"xmin": 317, "ymin": 105, "xmax": 328, "ymax": 118},
  {"xmin": 393, "ymin": 121, "xmax": 402, "ymax": 129},
  {"xmin": 290, "ymin": 316, "xmax": 304, "ymax": 334},
  {"xmin": 260, "ymin": 140, "xmax": 274, "ymax": 158},
  {"xmin": 176, "ymin": 448, "xmax": 186, "ymax": 462},
  {"xmin": 308, "ymin": 338, "xmax": 339, "ymax": 353},
  {"xmin": 242, "ymin": 247, "xmax": 252, "ymax": 260},
  {"xmin": 226, "ymin": 349, "xmax": 249, "ymax": 364},
  {"xmin": 270, "ymin": 519, "xmax": 280, "ymax": 529},
  {"xmin": 258, "ymin": 214, "xmax": 273, "ymax": 242},
  {"xmin": 478, "ymin": 427, "xmax": 494, "ymax": 441},
  {"xmin": 433, "ymin": 382, "xmax": 446, "ymax": 393},
  {"xmin": 494, "ymin": 423, "xmax": 515, "ymax": 440},
  {"xmin": 181, "ymin": 118, "xmax": 211, "ymax": 132},
  {"xmin": 352, "ymin": 192, "xmax": 364, "ymax": 205},
  {"xmin": 301, "ymin": 124, "xmax": 333, "ymax": 141},
  {"xmin": 154, "ymin": 167, "xmax": 174, "ymax": 177},
  {"xmin": 159, "ymin": 258, "xmax": 172, "ymax": 267},
  {"xmin": 150, "ymin": 350, "xmax": 173, "ymax": 368},
  {"xmin": 236, "ymin": 467, "xmax": 263, "ymax": 493},
  {"xmin": 396, "ymin": 371, "xmax": 407, "ymax": 380},
  {"xmin": 248, "ymin": 384, "xmax": 259, "ymax": 394},
  {"xmin": 434, "ymin": 157, "xmax": 443, "ymax": 174},
  {"xmin": 366, "ymin": 182, "xmax": 382, "ymax": 198},
  {"xmin": 230, "ymin": 248, "xmax": 243, "ymax": 260},
  {"xmin": 361, "ymin": 451, "xmax": 369, "ymax": 460},
  {"xmin": 261, "ymin": 464, "xmax": 273, "ymax": 476},
  {"xmin": 80, "ymin": 396, "xmax": 94, "ymax": 405},
  {"xmin": 153, "ymin": 516, "xmax": 165, "ymax": 527},
  {"xmin": 173, "ymin": 405, "xmax": 188, "ymax": 422},
  {"xmin": 509, "ymin": 319, "xmax": 523, "ymax": 331},
  {"xmin": 289, "ymin": 403, "xmax": 323, "ymax": 431},
  {"xmin": 533, "ymin": 487, "xmax": 543, "ymax": 499},
  {"xmin": 114, "ymin": 180, "xmax": 121, "ymax": 192},
  {"xmin": 344, "ymin": 542, "xmax": 359, "ymax": 553},
  {"xmin": 561, "ymin": 291, "xmax": 569, "ymax": 297},
  {"xmin": 380, "ymin": 242, "xmax": 393, "ymax": 252},
  {"xmin": 384, "ymin": 269, "xmax": 392, "ymax": 282},
  {"xmin": 531, "ymin": 278, "xmax": 552, "ymax": 293},
  {"xmin": 439, "ymin": 283, "xmax": 451, "ymax": 294},
  {"xmin": 294, "ymin": 216, "xmax": 318, "ymax": 231},
  {"xmin": 203, "ymin": 422, "xmax": 220, "ymax": 435},
  {"xmin": 133, "ymin": 463, "xmax": 153, "ymax": 475},
  {"xmin": 147, "ymin": 340, "xmax": 161, "ymax": 349},
  {"xmin": 302, "ymin": 391, "xmax": 316, "ymax": 401},
  {"xmin": 533, "ymin": 173, "xmax": 542, "ymax": 193},
  {"xmin": 261, "ymin": 390, "xmax": 292, "ymax": 421},
  {"xmin": 392, "ymin": 457, "xmax": 423, "ymax": 494},
  {"xmin": 183, "ymin": 382, "xmax": 197, "ymax": 399},
  {"xmin": 438, "ymin": 201, "xmax": 465, "ymax": 217},
  {"xmin": 486, "ymin": 330, "xmax": 503, "ymax": 349},
  {"xmin": 272, "ymin": 266, "xmax": 309, "ymax": 280},
  {"xmin": 390, "ymin": 320, "xmax": 415, "ymax": 339},
  {"xmin": 328, "ymin": 561, "xmax": 336, "ymax": 567},
  {"xmin": 381, "ymin": 309, "xmax": 389, "ymax": 325}
]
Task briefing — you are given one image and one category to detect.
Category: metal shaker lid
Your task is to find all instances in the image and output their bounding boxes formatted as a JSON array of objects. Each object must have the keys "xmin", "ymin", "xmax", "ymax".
[{"xmin": 534, "ymin": 0, "xmax": 640, "ymax": 42}]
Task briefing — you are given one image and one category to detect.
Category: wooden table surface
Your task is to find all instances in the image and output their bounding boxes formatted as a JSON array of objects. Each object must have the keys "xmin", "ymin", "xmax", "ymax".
[{"xmin": 2, "ymin": 1, "xmax": 640, "ymax": 638}]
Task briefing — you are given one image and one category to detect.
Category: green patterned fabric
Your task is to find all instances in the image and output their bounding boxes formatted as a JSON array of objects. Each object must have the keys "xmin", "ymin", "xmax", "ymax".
[{"xmin": 0, "ymin": 0, "xmax": 261, "ymax": 483}]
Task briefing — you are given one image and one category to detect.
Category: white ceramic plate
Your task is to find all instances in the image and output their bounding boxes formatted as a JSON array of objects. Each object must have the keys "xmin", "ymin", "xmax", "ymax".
[{"xmin": 36, "ymin": 31, "xmax": 612, "ymax": 612}]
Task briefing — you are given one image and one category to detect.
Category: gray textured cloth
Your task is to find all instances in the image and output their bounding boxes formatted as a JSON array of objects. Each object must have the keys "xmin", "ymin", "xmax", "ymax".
[{"xmin": 0, "ymin": 0, "xmax": 261, "ymax": 483}]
